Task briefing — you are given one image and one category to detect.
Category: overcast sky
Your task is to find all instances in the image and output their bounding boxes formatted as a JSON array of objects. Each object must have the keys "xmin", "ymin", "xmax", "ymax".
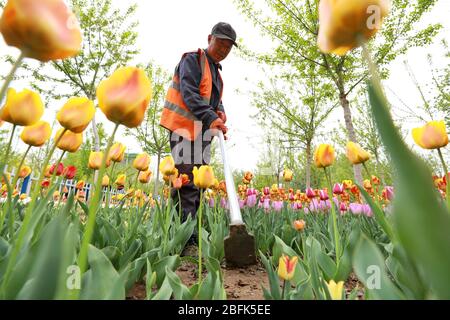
[{"xmin": 0, "ymin": 0, "xmax": 449, "ymax": 174}]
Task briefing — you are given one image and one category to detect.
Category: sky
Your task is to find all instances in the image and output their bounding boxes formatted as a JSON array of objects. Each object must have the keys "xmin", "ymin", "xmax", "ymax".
[{"xmin": 0, "ymin": 0, "xmax": 449, "ymax": 174}]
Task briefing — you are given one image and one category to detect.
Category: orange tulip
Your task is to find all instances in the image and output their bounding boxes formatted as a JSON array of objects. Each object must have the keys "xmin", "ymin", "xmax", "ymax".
[
  {"xmin": 159, "ymin": 156, "xmax": 176, "ymax": 176},
  {"xmin": 102, "ymin": 175, "xmax": 110, "ymax": 187},
  {"xmin": 133, "ymin": 153, "xmax": 150, "ymax": 172},
  {"xmin": 278, "ymin": 255, "xmax": 298, "ymax": 281},
  {"xmin": 108, "ymin": 142, "xmax": 126, "ymax": 162},
  {"xmin": 346, "ymin": 141, "xmax": 370, "ymax": 165},
  {"xmin": 138, "ymin": 170, "xmax": 152, "ymax": 184},
  {"xmin": 96, "ymin": 67, "xmax": 152, "ymax": 128},
  {"xmin": 1, "ymin": 88, "xmax": 43, "ymax": 126},
  {"xmin": 54, "ymin": 128, "xmax": 83, "ymax": 153},
  {"xmin": 20, "ymin": 120, "xmax": 51, "ymax": 147},
  {"xmin": 314, "ymin": 144, "xmax": 335, "ymax": 168},
  {"xmin": 412, "ymin": 120, "xmax": 448, "ymax": 150},
  {"xmin": 0, "ymin": 0, "xmax": 82, "ymax": 62},
  {"xmin": 318, "ymin": 0, "xmax": 390, "ymax": 56},
  {"xmin": 18, "ymin": 165, "xmax": 31, "ymax": 178},
  {"xmin": 76, "ymin": 180, "xmax": 85, "ymax": 190},
  {"xmin": 88, "ymin": 151, "xmax": 109, "ymax": 170},
  {"xmin": 283, "ymin": 169, "xmax": 293, "ymax": 182},
  {"xmin": 293, "ymin": 219, "xmax": 306, "ymax": 231},
  {"xmin": 56, "ymin": 97, "xmax": 95, "ymax": 133},
  {"xmin": 244, "ymin": 171, "xmax": 253, "ymax": 182},
  {"xmin": 115, "ymin": 174, "xmax": 126, "ymax": 187}
]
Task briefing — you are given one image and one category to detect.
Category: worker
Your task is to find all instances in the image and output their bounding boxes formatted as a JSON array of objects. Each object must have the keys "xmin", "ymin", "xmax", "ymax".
[{"xmin": 160, "ymin": 22, "xmax": 237, "ymax": 241}]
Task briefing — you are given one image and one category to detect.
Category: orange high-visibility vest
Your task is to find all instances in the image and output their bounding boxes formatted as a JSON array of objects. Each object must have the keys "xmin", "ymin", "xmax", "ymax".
[{"xmin": 160, "ymin": 49, "xmax": 223, "ymax": 141}]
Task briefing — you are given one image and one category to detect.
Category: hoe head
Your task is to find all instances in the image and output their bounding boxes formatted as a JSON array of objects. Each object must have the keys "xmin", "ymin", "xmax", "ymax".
[{"xmin": 224, "ymin": 223, "xmax": 256, "ymax": 267}]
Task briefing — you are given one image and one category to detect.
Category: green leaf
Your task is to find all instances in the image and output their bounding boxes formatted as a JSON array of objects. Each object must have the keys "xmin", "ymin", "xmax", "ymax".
[
  {"xmin": 151, "ymin": 276, "xmax": 173, "ymax": 300},
  {"xmin": 165, "ymin": 267, "xmax": 193, "ymax": 300},
  {"xmin": 259, "ymin": 251, "xmax": 281, "ymax": 300},
  {"xmin": 153, "ymin": 255, "xmax": 181, "ymax": 288}
]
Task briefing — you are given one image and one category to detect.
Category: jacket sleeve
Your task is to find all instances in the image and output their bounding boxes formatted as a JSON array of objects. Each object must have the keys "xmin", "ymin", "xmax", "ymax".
[
  {"xmin": 217, "ymin": 101, "xmax": 225, "ymax": 113},
  {"xmin": 178, "ymin": 54, "xmax": 219, "ymax": 130}
]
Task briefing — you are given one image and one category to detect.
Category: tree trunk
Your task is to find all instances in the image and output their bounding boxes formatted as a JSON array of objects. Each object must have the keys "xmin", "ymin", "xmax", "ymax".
[
  {"xmin": 305, "ymin": 141, "xmax": 312, "ymax": 189},
  {"xmin": 154, "ymin": 152, "xmax": 161, "ymax": 197},
  {"xmin": 339, "ymin": 92, "xmax": 363, "ymax": 185}
]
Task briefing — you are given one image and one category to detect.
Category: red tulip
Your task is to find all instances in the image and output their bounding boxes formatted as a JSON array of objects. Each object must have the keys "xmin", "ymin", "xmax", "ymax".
[
  {"xmin": 64, "ymin": 165, "xmax": 77, "ymax": 179},
  {"xmin": 50, "ymin": 163, "xmax": 64, "ymax": 176}
]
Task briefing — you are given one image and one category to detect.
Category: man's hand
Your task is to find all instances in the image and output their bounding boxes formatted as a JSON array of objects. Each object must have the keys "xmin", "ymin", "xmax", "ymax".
[
  {"xmin": 210, "ymin": 118, "xmax": 228, "ymax": 140},
  {"xmin": 217, "ymin": 111, "xmax": 227, "ymax": 123}
]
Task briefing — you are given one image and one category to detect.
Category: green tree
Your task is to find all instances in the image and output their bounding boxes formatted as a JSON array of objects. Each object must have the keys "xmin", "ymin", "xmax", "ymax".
[
  {"xmin": 234, "ymin": 0, "xmax": 441, "ymax": 184},
  {"xmin": 125, "ymin": 62, "xmax": 171, "ymax": 196}
]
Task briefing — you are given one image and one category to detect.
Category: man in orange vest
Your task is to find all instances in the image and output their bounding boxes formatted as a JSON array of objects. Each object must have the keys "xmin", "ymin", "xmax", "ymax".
[{"xmin": 160, "ymin": 22, "xmax": 237, "ymax": 235}]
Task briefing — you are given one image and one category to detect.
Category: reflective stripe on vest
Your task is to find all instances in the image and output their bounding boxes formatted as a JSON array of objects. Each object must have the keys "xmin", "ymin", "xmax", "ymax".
[{"xmin": 160, "ymin": 48, "xmax": 221, "ymax": 141}]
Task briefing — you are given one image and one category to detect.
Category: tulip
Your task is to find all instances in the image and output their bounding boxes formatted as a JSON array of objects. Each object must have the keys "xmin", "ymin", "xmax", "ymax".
[
  {"xmin": 1, "ymin": 88, "xmax": 43, "ymax": 126},
  {"xmin": 63, "ymin": 166, "xmax": 76, "ymax": 180},
  {"xmin": 319, "ymin": 189, "xmax": 329, "ymax": 201},
  {"xmin": 278, "ymin": 255, "xmax": 298, "ymax": 281},
  {"xmin": 333, "ymin": 183, "xmax": 344, "ymax": 195},
  {"xmin": 108, "ymin": 142, "xmax": 126, "ymax": 162},
  {"xmin": 88, "ymin": 151, "xmax": 109, "ymax": 170},
  {"xmin": 346, "ymin": 141, "xmax": 371, "ymax": 165},
  {"xmin": 53, "ymin": 190, "xmax": 60, "ymax": 201},
  {"xmin": 54, "ymin": 128, "xmax": 83, "ymax": 153},
  {"xmin": 20, "ymin": 120, "xmax": 51, "ymax": 147},
  {"xmin": 363, "ymin": 179, "xmax": 372, "ymax": 190},
  {"xmin": 272, "ymin": 200, "xmax": 284, "ymax": 212},
  {"xmin": 314, "ymin": 144, "xmax": 335, "ymax": 168},
  {"xmin": 41, "ymin": 179, "xmax": 50, "ymax": 188},
  {"xmin": 326, "ymin": 280, "xmax": 344, "ymax": 300},
  {"xmin": 262, "ymin": 187, "xmax": 270, "ymax": 196},
  {"xmin": 102, "ymin": 175, "xmax": 110, "ymax": 187},
  {"xmin": 96, "ymin": 66, "xmax": 152, "ymax": 128},
  {"xmin": 138, "ymin": 170, "xmax": 152, "ymax": 184},
  {"xmin": 180, "ymin": 174, "xmax": 190, "ymax": 186},
  {"xmin": 115, "ymin": 174, "xmax": 126, "ymax": 187},
  {"xmin": 317, "ymin": 0, "xmax": 390, "ymax": 56},
  {"xmin": 293, "ymin": 219, "xmax": 306, "ymax": 231},
  {"xmin": 49, "ymin": 163, "xmax": 64, "ymax": 176},
  {"xmin": 342, "ymin": 180, "xmax": 353, "ymax": 190},
  {"xmin": 56, "ymin": 97, "xmax": 95, "ymax": 133},
  {"xmin": 76, "ymin": 180, "xmax": 85, "ymax": 190},
  {"xmin": 133, "ymin": 153, "xmax": 150, "ymax": 172},
  {"xmin": 244, "ymin": 171, "xmax": 253, "ymax": 182},
  {"xmin": 306, "ymin": 188, "xmax": 316, "ymax": 199},
  {"xmin": 18, "ymin": 165, "xmax": 31, "ymax": 178},
  {"xmin": 159, "ymin": 156, "xmax": 176, "ymax": 176},
  {"xmin": 193, "ymin": 165, "xmax": 215, "ymax": 189},
  {"xmin": 371, "ymin": 175, "xmax": 380, "ymax": 185},
  {"xmin": 0, "ymin": 0, "xmax": 82, "ymax": 62},
  {"xmin": 283, "ymin": 169, "xmax": 293, "ymax": 182},
  {"xmin": 339, "ymin": 202, "xmax": 347, "ymax": 213},
  {"xmin": 412, "ymin": 120, "xmax": 448, "ymax": 150}
]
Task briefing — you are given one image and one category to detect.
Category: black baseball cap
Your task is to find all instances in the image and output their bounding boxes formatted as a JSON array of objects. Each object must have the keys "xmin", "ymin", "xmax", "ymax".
[{"xmin": 211, "ymin": 22, "xmax": 238, "ymax": 47}]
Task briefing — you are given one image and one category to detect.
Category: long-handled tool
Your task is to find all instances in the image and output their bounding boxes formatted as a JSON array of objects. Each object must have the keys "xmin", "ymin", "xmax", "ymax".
[{"xmin": 217, "ymin": 131, "xmax": 256, "ymax": 267}]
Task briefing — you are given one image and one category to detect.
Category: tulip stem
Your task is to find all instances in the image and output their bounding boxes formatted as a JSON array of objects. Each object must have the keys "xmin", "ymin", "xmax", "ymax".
[
  {"xmin": 76, "ymin": 122, "xmax": 119, "ymax": 293},
  {"xmin": 197, "ymin": 189, "xmax": 204, "ymax": 295},
  {"xmin": 437, "ymin": 148, "xmax": 450, "ymax": 210},
  {"xmin": 0, "ymin": 51, "xmax": 25, "ymax": 106},
  {"xmin": 281, "ymin": 280, "xmax": 287, "ymax": 300},
  {"xmin": 324, "ymin": 167, "xmax": 340, "ymax": 267},
  {"xmin": 0, "ymin": 124, "xmax": 17, "ymax": 175},
  {"xmin": 0, "ymin": 128, "xmax": 68, "ymax": 295}
]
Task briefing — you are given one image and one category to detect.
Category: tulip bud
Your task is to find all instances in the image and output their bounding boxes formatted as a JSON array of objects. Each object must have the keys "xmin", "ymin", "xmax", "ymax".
[
  {"xmin": 412, "ymin": 120, "xmax": 449, "ymax": 150},
  {"xmin": 88, "ymin": 151, "xmax": 109, "ymax": 170},
  {"xmin": 326, "ymin": 280, "xmax": 344, "ymax": 300},
  {"xmin": 115, "ymin": 174, "xmax": 126, "ymax": 187},
  {"xmin": 96, "ymin": 66, "xmax": 152, "ymax": 128},
  {"xmin": 314, "ymin": 144, "xmax": 335, "ymax": 168},
  {"xmin": 159, "ymin": 156, "xmax": 176, "ymax": 176},
  {"xmin": 346, "ymin": 141, "xmax": 370, "ymax": 165},
  {"xmin": 56, "ymin": 97, "xmax": 95, "ymax": 133},
  {"xmin": 54, "ymin": 128, "xmax": 83, "ymax": 153},
  {"xmin": 283, "ymin": 169, "xmax": 293, "ymax": 182},
  {"xmin": 0, "ymin": 0, "xmax": 82, "ymax": 62},
  {"xmin": 333, "ymin": 183, "xmax": 344, "ymax": 195},
  {"xmin": 76, "ymin": 180, "xmax": 85, "ymax": 190},
  {"xmin": 63, "ymin": 165, "xmax": 77, "ymax": 180},
  {"xmin": 306, "ymin": 188, "xmax": 316, "ymax": 199},
  {"xmin": 317, "ymin": 0, "xmax": 390, "ymax": 56},
  {"xmin": 138, "ymin": 170, "xmax": 152, "ymax": 184},
  {"xmin": 1, "ymin": 88, "xmax": 44, "ymax": 126},
  {"xmin": 278, "ymin": 255, "xmax": 298, "ymax": 281},
  {"xmin": 293, "ymin": 219, "xmax": 306, "ymax": 231},
  {"xmin": 133, "ymin": 153, "xmax": 150, "ymax": 171},
  {"xmin": 108, "ymin": 142, "xmax": 126, "ymax": 162},
  {"xmin": 193, "ymin": 165, "xmax": 215, "ymax": 189},
  {"xmin": 102, "ymin": 175, "xmax": 110, "ymax": 187},
  {"xmin": 319, "ymin": 189, "xmax": 329, "ymax": 201},
  {"xmin": 49, "ymin": 163, "xmax": 64, "ymax": 176},
  {"xmin": 244, "ymin": 171, "xmax": 253, "ymax": 182},
  {"xmin": 20, "ymin": 120, "xmax": 51, "ymax": 147}
]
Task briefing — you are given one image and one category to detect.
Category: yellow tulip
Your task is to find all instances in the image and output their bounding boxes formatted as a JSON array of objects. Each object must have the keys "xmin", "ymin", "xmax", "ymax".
[
  {"xmin": 133, "ymin": 153, "xmax": 150, "ymax": 171},
  {"xmin": 18, "ymin": 165, "xmax": 31, "ymax": 178},
  {"xmin": 96, "ymin": 66, "xmax": 152, "ymax": 128},
  {"xmin": 54, "ymin": 128, "xmax": 83, "ymax": 153},
  {"xmin": 76, "ymin": 180, "xmax": 85, "ymax": 190},
  {"xmin": 138, "ymin": 170, "xmax": 152, "ymax": 184},
  {"xmin": 193, "ymin": 165, "xmax": 215, "ymax": 189},
  {"xmin": 412, "ymin": 120, "xmax": 448, "ymax": 150},
  {"xmin": 44, "ymin": 165, "xmax": 52, "ymax": 178},
  {"xmin": 317, "ymin": 0, "xmax": 390, "ymax": 56},
  {"xmin": 88, "ymin": 151, "xmax": 109, "ymax": 170},
  {"xmin": 0, "ymin": 0, "xmax": 82, "ymax": 62},
  {"xmin": 314, "ymin": 144, "xmax": 335, "ymax": 168},
  {"xmin": 277, "ymin": 255, "xmax": 298, "ymax": 281},
  {"xmin": 1, "ymin": 88, "xmax": 43, "ymax": 126},
  {"xmin": 159, "ymin": 156, "xmax": 177, "ymax": 176},
  {"xmin": 115, "ymin": 174, "xmax": 126, "ymax": 187},
  {"xmin": 346, "ymin": 141, "xmax": 371, "ymax": 164},
  {"xmin": 326, "ymin": 280, "xmax": 344, "ymax": 300},
  {"xmin": 102, "ymin": 175, "xmax": 110, "ymax": 187},
  {"xmin": 20, "ymin": 120, "xmax": 51, "ymax": 147},
  {"xmin": 108, "ymin": 142, "xmax": 126, "ymax": 162},
  {"xmin": 283, "ymin": 169, "xmax": 293, "ymax": 182},
  {"xmin": 56, "ymin": 97, "xmax": 95, "ymax": 133}
]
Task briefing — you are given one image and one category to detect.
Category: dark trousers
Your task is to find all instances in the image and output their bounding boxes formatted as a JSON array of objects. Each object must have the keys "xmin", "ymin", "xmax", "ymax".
[{"xmin": 170, "ymin": 132, "xmax": 212, "ymax": 222}]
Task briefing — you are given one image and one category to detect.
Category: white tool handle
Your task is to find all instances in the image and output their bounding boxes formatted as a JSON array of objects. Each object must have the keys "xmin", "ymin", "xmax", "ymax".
[{"xmin": 217, "ymin": 131, "xmax": 243, "ymax": 225}]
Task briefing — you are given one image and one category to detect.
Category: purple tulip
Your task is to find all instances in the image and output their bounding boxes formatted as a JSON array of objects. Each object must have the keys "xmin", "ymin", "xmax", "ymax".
[
  {"xmin": 209, "ymin": 197, "xmax": 215, "ymax": 208},
  {"xmin": 349, "ymin": 203, "xmax": 363, "ymax": 215},
  {"xmin": 246, "ymin": 194, "xmax": 257, "ymax": 208},
  {"xmin": 272, "ymin": 200, "xmax": 284, "ymax": 212}
]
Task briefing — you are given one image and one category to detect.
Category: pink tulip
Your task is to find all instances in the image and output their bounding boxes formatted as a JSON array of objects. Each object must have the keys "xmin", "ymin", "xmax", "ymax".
[
  {"xmin": 306, "ymin": 188, "xmax": 315, "ymax": 199},
  {"xmin": 333, "ymin": 183, "xmax": 344, "ymax": 195}
]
